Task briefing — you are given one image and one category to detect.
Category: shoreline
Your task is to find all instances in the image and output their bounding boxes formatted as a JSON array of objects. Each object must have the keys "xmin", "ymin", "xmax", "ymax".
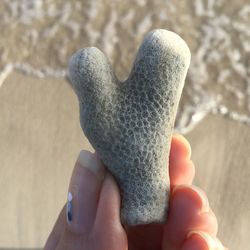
[{"xmin": 1, "ymin": 68, "xmax": 250, "ymax": 132}]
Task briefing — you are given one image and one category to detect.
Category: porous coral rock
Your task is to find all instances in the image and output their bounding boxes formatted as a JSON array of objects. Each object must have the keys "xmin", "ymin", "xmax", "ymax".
[{"xmin": 69, "ymin": 29, "xmax": 191, "ymax": 225}]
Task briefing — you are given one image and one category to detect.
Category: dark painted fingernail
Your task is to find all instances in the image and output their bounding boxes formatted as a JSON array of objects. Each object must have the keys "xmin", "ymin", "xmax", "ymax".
[{"xmin": 66, "ymin": 192, "xmax": 73, "ymax": 223}]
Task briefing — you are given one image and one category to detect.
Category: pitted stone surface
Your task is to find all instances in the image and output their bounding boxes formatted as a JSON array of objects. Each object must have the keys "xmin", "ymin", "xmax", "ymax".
[{"xmin": 69, "ymin": 29, "xmax": 191, "ymax": 225}]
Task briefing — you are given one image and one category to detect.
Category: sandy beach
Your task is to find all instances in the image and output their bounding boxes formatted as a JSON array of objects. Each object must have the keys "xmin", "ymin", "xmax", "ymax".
[
  {"xmin": 0, "ymin": 73, "xmax": 249, "ymax": 249},
  {"xmin": 1, "ymin": 1, "xmax": 250, "ymax": 249}
]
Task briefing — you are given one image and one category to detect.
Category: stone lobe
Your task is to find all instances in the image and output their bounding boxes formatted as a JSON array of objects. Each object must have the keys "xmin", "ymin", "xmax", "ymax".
[{"xmin": 69, "ymin": 29, "xmax": 191, "ymax": 225}]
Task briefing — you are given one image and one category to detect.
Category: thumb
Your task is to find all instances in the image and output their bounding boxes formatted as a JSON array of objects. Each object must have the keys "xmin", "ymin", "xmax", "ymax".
[
  {"xmin": 55, "ymin": 150, "xmax": 105, "ymax": 250},
  {"xmin": 94, "ymin": 172, "xmax": 122, "ymax": 230}
]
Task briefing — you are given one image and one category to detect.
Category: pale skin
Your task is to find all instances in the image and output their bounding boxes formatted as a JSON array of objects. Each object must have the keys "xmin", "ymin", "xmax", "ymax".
[{"xmin": 44, "ymin": 134, "xmax": 228, "ymax": 250}]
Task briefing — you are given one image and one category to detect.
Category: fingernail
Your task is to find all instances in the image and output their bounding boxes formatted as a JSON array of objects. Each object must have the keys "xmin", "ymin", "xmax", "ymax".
[
  {"xmin": 66, "ymin": 150, "xmax": 105, "ymax": 232},
  {"xmin": 77, "ymin": 150, "xmax": 105, "ymax": 180},
  {"xmin": 66, "ymin": 192, "xmax": 73, "ymax": 223},
  {"xmin": 187, "ymin": 231, "xmax": 224, "ymax": 249},
  {"xmin": 172, "ymin": 185, "xmax": 209, "ymax": 213}
]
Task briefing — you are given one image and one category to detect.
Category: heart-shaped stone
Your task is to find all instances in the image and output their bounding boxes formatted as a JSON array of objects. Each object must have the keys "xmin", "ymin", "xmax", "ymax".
[{"xmin": 69, "ymin": 29, "xmax": 190, "ymax": 226}]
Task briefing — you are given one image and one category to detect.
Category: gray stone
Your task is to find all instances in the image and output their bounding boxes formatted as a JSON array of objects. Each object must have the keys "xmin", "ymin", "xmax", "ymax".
[{"xmin": 68, "ymin": 29, "xmax": 191, "ymax": 225}]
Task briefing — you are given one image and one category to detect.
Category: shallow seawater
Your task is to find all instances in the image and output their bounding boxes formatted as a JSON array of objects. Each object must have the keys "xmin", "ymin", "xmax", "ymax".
[{"xmin": 0, "ymin": 0, "xmax": 250, "ymax": 133}]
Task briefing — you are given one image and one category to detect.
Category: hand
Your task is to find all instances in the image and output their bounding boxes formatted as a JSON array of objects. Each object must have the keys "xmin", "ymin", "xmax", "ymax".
[{"xmin": 44, "ymin": 134, "xmax": 228, "ymax": 250}]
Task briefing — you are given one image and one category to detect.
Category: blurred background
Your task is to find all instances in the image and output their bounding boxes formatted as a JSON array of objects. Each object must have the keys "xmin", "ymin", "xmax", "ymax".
[{"xmin": 0, "ymin": 0, "xmax": 249, "ymax": 249}]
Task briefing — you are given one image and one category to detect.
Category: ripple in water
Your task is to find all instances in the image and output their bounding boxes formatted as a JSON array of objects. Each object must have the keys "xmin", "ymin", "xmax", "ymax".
[{"xmin": 0, "ymin": 0, "xmax": 250, "ymax": 133}]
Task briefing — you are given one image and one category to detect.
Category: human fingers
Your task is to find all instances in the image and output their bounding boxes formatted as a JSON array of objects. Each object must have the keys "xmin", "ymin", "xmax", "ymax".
[
  {"xmin": 55, "ymin": 150, "xmax": 105, "ymax": 250},
  {"xmin": 169, "ymin": 134, "xmax": 195, "ymax": 187},
  {"xmin": 181, "ymin": 231, "xmax": 228, "ymax": 250},
  {"xmin": 66, "ymin": 151, "xmax": 105, "ymax": 233},
  {"xmin": 163, "ymin": 185, "xmax": 218, "ymax": 248},
  {"xmin": 94, "ymin": 172, "xmax": 122, "ymax": 228},
  {"xmin": 93, "ymin": 172, "xmax": 128, "ymax": 249},
  {"xmin": 170, "ymin": 134, "xmax": 192, "ymax": 161}
]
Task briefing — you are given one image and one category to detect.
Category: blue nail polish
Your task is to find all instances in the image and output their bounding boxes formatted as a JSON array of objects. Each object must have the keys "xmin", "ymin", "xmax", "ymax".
[{"xmin": 67, "ymin": 192, "xmax": 73, "ymax": 223}]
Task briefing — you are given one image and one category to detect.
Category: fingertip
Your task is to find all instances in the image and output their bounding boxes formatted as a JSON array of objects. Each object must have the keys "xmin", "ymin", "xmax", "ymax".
[
  {"xmin": 173, "ymin": 134, "xmax": 191, "ymax": 152},
  {"xmin": 167, "ymin": 185, "xmax": 218, "ymax": 237},
  {"xmin": 77, "ymin": 150, "xmax": 106, "ymax": 180},
  {"xmin": 165, "ymin": 185, "xmax": 218, "ymax": 245},
  {"xmin": 170, "ymin": 134, "xmax": 192, "ymax": 162},
  {"xmin": 171, "ymin": 185, "xmax": 209, "ymax": 214},
  {"xmin": 183, "ymin": 231, "xmax": 225, "ymax": 250},
  {"xmin": 181, "ymin": 232, "xmax": 209, "ymax": 250}
]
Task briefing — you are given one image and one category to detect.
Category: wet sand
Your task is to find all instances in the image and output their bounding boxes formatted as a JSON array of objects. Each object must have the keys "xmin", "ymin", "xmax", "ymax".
[{"xmin": 0, "ymin": 73, "xmax": 249, "ymax": 249}]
